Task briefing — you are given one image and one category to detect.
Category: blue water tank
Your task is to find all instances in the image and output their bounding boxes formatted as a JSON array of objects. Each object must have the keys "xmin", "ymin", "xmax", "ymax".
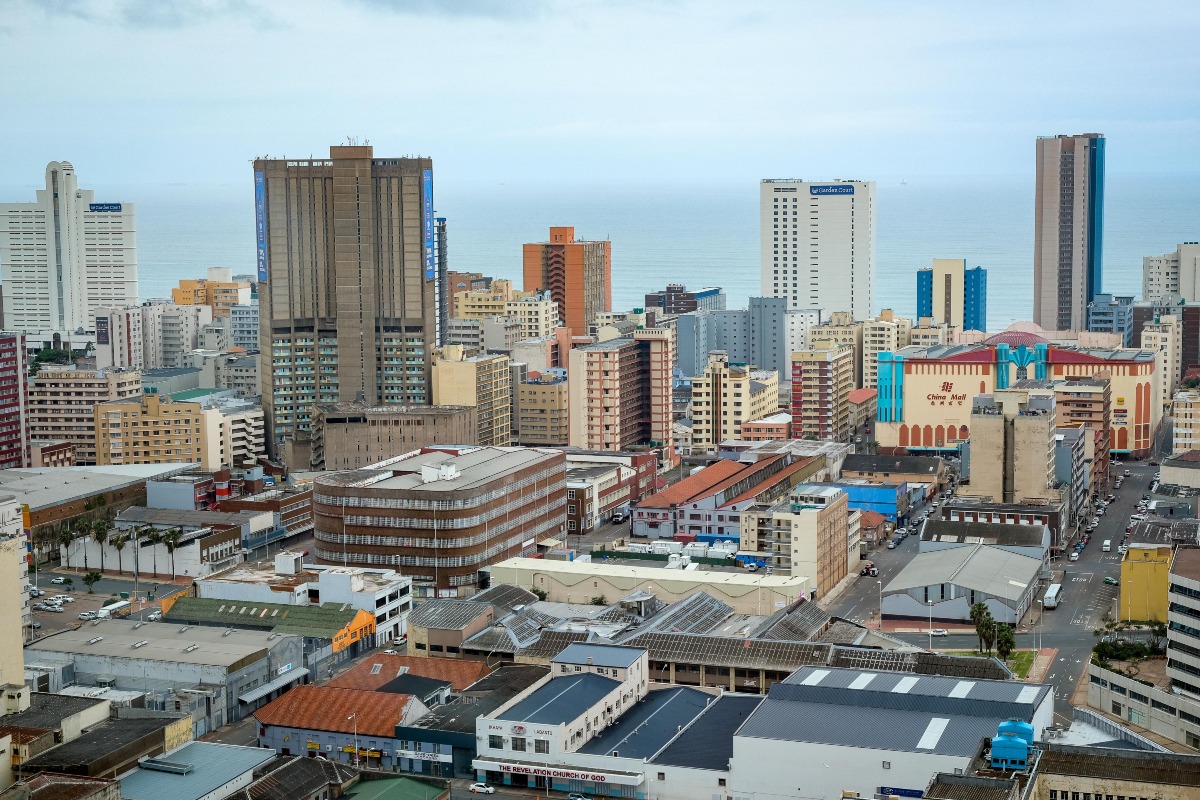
[
  {"xmin": 997, "ymin": 718, "xmax": 1035, "ymax": 746},
  {"xmin": 990, "ymin": 725, "xmax": 1031, "ymax": 770}
]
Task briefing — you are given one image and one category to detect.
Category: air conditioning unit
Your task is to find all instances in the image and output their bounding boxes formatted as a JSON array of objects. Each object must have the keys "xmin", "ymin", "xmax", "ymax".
[{"xmin": 325, "ymin": 744, "xmax": 333, "ymax": 751}]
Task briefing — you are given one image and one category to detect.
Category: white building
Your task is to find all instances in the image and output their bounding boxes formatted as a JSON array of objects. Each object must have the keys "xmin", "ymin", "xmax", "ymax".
[
  {"xmin": 196, "ymin": 552, "xmax": 413, "ymax": 645},
  {"xmin": 229, "ymin": 303, "xmax": 259, "ymax": 351},
  {"xmin": 94, "ymin": 301, "xmax": 213, "ymax": 370},
  {"xmin": 0, "ymin": 161, "xmax": 137, "ymax": 339},
  {"xmin": 1143, "ymin": 242, "xmax": 1200, "ymax": 303},
  {"xmin": 0, "ymin": 495, "xmax": 30, "ymax": 638},
  {"xmin": 760, "ymin": 179, "xmax": 875, "ymax": 320},
  {"xmin": 1173, "ymin": 391, "xmax": 1200, "ymax": 455}
]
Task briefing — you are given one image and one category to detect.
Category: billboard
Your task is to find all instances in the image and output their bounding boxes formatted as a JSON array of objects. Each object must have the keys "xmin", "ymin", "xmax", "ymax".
[
  {"xmin": 422, "ymin": 169, "xmax": 435, "ymax": 280},
  {"xmin": 88, "ymin": 203, "xmax": 123, "ymax": 212},
  {"xmin": 809, "ymin": 184, "xmax": 854, "ymax": 196},
  {"xmin": 95, "ymin": 316, "xmax": 110, "ymax": 346},
  {"xmin": 254, "ymin": 170, "xmax": 268, "ymax": 282}
]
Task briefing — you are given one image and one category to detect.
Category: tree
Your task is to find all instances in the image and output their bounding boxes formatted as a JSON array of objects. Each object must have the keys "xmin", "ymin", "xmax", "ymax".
[
  {"xmin": 1146, "ymin": 619, "xmax": 1167, "ymax": 654},
  {"xmin": 143, "ymin": 526, "xmax": 163, "ymax": 577},
  {"xmin": 980, "ymin": 616, "xmax": 998, "ymax": 655},
  {"xmin": 29, "ymin": 348, "xmax": 71, "ymax": 375},
  {"xmin": 590, "ymin": 595, "xmax": 608, "ymax": 606},
  {"xmin": 91, "ymin": 521, "xmax": 110, "ymax": 574},
  {"xmin": 163, "ymin": 528, "xmax": 182, "ymax": 580},
  {"xmin": 56, "ymin": 524, "xmax": 75, "ymax": 566},
  {"xmin": 82, "ymin": 571, "xmax": 102, "ymax": 593},
  {"xmin": 969, "ymin": 602, "xmax": 990, "ymax": 653},
  {"xmin": 996, "ymin": 624, "xmax": 1016, "ymax": 661},
  {"xmin": 112, "ymin": 534, "xmax": 129, "ymax": 575}
]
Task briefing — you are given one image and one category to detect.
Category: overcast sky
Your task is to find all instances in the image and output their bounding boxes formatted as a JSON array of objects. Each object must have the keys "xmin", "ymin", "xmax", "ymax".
[{"xmin": 3, "ymin": 0, "xmax": 1198, "ymax": 186}]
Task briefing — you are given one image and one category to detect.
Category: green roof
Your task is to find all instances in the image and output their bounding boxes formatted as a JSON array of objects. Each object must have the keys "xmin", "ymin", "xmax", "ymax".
[
  {"xmin": 344, "ymin": 777, "xmax": 447, "ymax": 800},
  {"xmin": 168, "ymin": 387, "xmax": 228, "ymax": 402},
  {"xmin": 164, "ymin": 596, "xmax": 361, "ymax": 639}
]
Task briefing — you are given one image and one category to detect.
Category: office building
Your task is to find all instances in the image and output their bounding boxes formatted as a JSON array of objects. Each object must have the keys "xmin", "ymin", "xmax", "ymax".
[
  {"xmin": 1033, "ymin": 133, "xmax": 1106, "ymax": 331},
  {"xmin": 739, "ymin": 485, "xmax": 849, "ymax": 594},
  {"xmin": 28, "ymin": 366, "xmax": 142, "ymax": 464},
  {"xmin": 675, "ymin": 297, "xmax": 820, "ymax": 380},
  {"xmin": 1085, "ymin": 293, "xmax": 1134, "ymax": 346},
  {"xmin": 1143, "ymin": 242, "xmax": 1200, "ymax": 303},
  {"xmin": 0, "ymin": 332, "xmax": 29, "ymax": 469},
  {"xmin": 689, "ymin": 351, "xmax": 779, "ymax": 453},
  {"xmin": 254, "ymin": 145, "xmax": 437, "ymax": 467},
  {"xmin": 0, "ymin": 161, "xmax": 137, "ymax": 337},
  {"xmin": 432, "ymin": 345, "xmax": 512, "ymax": 447},
  {"xmin": 568, "ymin": 327, "xmax": 675, "ymax": 461},
  {"xmin": 522, "ymin": 226, "xmax": 611, "ymax": 338},
  {"xmin": 760, "ymin": 179, "xmax": 875, "ymax": 319},
  {"xmin": 861, "ymin": 310, "xmax": 912, "ymax": 389},
  {"xmin": 916, "ymin": 258, "xmax": 987, "ymax": 332},
  {"xmin": 790, "ymin": 346, "xmax": 854, "ymax": 441},
  {"xmin": 309, "ymin": 402, "xmax": 478, "ymax": 470},
  {"xmin": 313, "ymin": 447, "xmax": 565, "ymax": 591},
  {"xmin": 228, "ymin": 303, "xmax": 259, "ymax": 351},
  {"xmin": 171, "ymin": 268, "xmax": 252, "ymax": 318},
  {"xmin": 964, "ymin": 389, "xmax": 1057, "ymax": 505},
  {"xmin": 515, "ymin": 370, "xmax": 569, "ymax": 447},
  {"xmin": 644, "ymin": 284, "xmax": 725, "ymax": 315}
]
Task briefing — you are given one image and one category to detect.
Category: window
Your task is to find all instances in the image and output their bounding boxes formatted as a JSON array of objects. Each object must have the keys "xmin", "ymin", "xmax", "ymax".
[
  {"xmin": 882, "ymin": 761, "xmax": 891, "ymax": 769},
  {"xmin": 657, "ymin": 773, "xmax": 665, "ymax": 781},
  {"xmin": 534, "ymin": 739, "xmax": 549, "ymax": 754},
  {"xmin": 488, "ymin": 735, "xmax": 503, "ymax": 749},
  {"xmin": 718, "ymin": 779, "xmax": 727, "ymax": 787},
  {"xmin": 511, "ymin": 737, "xmax": 526, "ymax": 752}
]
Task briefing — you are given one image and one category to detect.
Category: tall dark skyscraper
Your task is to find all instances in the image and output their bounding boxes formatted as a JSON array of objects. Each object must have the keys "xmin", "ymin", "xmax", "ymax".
[
  {"xmin": 254, "ymin": 145, "xmax": 437, "ymax": 466},
  {"xmin": 1033, "ymin": 133, "xmax": 1105, "ymax": 331}
]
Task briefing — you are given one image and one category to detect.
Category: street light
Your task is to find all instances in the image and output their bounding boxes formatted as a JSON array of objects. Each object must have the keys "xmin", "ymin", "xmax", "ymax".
[
  {"xmin": 877, "ymin": 580, "xmax": 883, "ymax": 631},
  {"xmin": 347, "ymin": 713, "xmax": 358, "ymax": 767},
  {"xmin": 927, "ymin": 600, "xmax": 933, "ymax": 650}
]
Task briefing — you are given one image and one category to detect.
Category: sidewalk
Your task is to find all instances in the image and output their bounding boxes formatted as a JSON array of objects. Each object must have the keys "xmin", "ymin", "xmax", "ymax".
[{"xmin": 1025, "ymin": 648, "xmax": 1058, "ymax": 683}]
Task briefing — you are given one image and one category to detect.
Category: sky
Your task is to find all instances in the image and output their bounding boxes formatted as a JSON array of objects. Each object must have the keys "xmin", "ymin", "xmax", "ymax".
[{"xmin": 2, "ymin": 0, "xmax": 1199, "ymax": 187}]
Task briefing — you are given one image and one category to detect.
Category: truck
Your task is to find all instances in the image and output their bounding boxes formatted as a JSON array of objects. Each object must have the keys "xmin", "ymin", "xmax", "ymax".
[{"xmin": 97, "ymin": 600, "xmax": 132, "ymax": 619}]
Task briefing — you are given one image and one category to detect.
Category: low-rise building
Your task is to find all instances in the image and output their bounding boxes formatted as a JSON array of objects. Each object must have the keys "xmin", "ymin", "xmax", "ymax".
[
  {"xmin": 1161, "ymin": 449, "xmax": 1200, "ymax": 489},
  {"xmin": 16, "ymin": 714, "xmax": 193, "ymax": 780},
  {"xmin": 309, "ymin": 403, "xmax": 478, "ymax": 471},
  {"xmin": 1119, "ymin": 543, "xmax": 1172, "ymax": 622},
  {"xmin": 848, "ymin": 387, "xmax": 877, "ymax": 431},
  {"xmin": 882, "ymin": 544, "xmax": 1042, "ymax": 624},
  {"xmin": 1028, "ymin": 744, "xmax": 1200, "ymax": 800},
  {"xmin": 28, "ymin": 440, "xmax": 75, "ymax": 467},
  {"xmin": 222, "ymin": 755, "xmax": 360, "ymax": 800},
  {"xmin": 738, "ymin": 485, "xmax": 849, "ymax": 596},
  {"xmin": 118, "ymin": 740, "xmax": 276, "ymax": 800},
  {"xmin": 515, "ymin": 370, "xmax": 569, "ymax": 447},
  {"xmin": 840, "ymin": 453, "xmax": 946, "ymax": 490},
  {"xmin": 220, "ymin": 485, "xmax": 313, "ymax": 543},
  {"xmin": 738, "ymin": 411, "xmax": 791, "ymax": 441}
]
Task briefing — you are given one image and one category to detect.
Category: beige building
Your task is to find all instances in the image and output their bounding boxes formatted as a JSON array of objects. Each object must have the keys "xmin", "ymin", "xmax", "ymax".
[
  {"xmin": 790, "ymin": 345, "xmax": 854, "ymax": 441},
  {"xmin": 29, "ymin": 366, "xmax": 143, "ymax": 465},
  {"xmin": 432, "ymin": 345, "xmax": 512, "ymax": 447},
  {"xmin": 453, "ymin": 279, "xmax": 531, "ymax": 319},
  {"xmin": 506, "ymin": 291, "xmax": 560, "ymax": 340},
  {"xmin": 1141, "ymin": 314, "xmax": 1181, "ymax": 412},
  {"xmin": 171, "ymin": 268, "xmax": 252, "ymax": 318},
  {"xmin": 861, "ymin": 310, "xmax": 912, "ymax": 389},
  {"xmin": 964, "ymin": 389, "xmax": 1057, "ymax": 505},
  {"xmin": 809, "ymin": 311, "xmax": 863, "ymax": 388},
  {"xmin": 1143, "ymin": 242, "xmax": 1200, "ymax": 303},
  {"xmin": 1028, "ymin": 745, "xmax": 1200, "ymax": 800},
  {"xmin": 1054, "ymin": 375, "xmax": 1112, "ymax": 497},
  {"xmin": 309, "ymin": 402, "xmax": 478, "ymax": 470},
  {"xmin": 1172, "ymin": 390, "xmax": 1200, "ymax": 455},
  {"xmin": 909, "ymin": 318, "xmax": 953, "ymax": 348},
  {"xmin": 739, "ymin": 484, "xmax": 849, "ymax": 598},
  {"xmin": 515, "ymin": 372, "xmax": 569, "ymax": 447},
  {"xmin": 568, "ymin": 327, "xmax": 675, "ymax": 463},
  {"xmin": 689, "ymin": 351, "xmax": 780, "ymax": 453}
]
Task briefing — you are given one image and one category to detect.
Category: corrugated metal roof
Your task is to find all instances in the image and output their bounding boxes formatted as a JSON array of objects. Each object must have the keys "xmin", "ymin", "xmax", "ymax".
[
  {"xmin": 651, "ymin": 694, "xmax": 763, "ymax": 769},
  {"xmin": 552, "ymin": 643, "xmax": 644, "ymax": 669},
  {"xmin": 407, "ymin": 599, "xmax": 491, "ymax": 630},
  {"xmin": 578, "ymin": 687, "xmax": 713, "ymax": 758},
  {"xmin": 114, "ymin": 741, "xmax": 275, "ymax": 800},
  {"xmin": 883, "ymin": 544, "xmax": 1042, "ymax": 595},
  {"xmin": 495, "ymin": 672, "xmax": 619, "ymax": 724}
]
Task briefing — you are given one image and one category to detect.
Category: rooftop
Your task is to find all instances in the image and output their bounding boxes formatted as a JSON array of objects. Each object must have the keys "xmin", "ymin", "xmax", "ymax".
[
  {"xmin": 253, "ymin": 685, "xmax": 416, "ymax": 738},
  {"xmin": 316, "ymin": 447, "xmax": 559, "ymax": 493},
  {"xmin": 1172, "ymin": 546, "xmax": 1200, "ymax": 581},
  {"xmin": 0, "ymin": 464, "xmax": 195, "ymax": 512},
  {"xmin": 578, "ymin": 687, "xmax": 713, "ymax": 759},
  {"xmin": 843, "ymin": 453, "xmax": 944, "ymax": 475},
  {"xmin": 492, "ymin": 557, "xmax": 811, "ymax": 593},
  {"xmin": 21, "ymin": 717, "xmax": 186, "ymax": 772},
  {"xmin": 119, "ymin": 742, "xmax": 276, "ymax": 800},
  {"xmin": 202, "ymin": 559, "xmax": 406, "ymax": 595},
  {"xmin": 884, "ymin": 545, "xmax": 1042, "ymax": 596},
  {"xmin": 26, "ymin": 619, "xmax": 294, "ymax": 668},
  {"xmin": 341, "ymin": 776, "xmax": 446, "ymax": 800},
  {"xmin": 848, "ymin": 387, "xmax": 878, "ymax": 404},
  {"xmin": 743, "ymin": 412, "xmax": 792, "ymax": 425},
  {"xmin": 496, "ymin": 672, "xmax": 619, "ymax": 725},
  {"xmin": 328, "ymin": 654, "xmax": 490, "ymax": 693},
  {"xmin": 921, "ymin": 519, "xmax": 1049, "ymax": 548},
  {"xmin": 552, "ymin": 643, "xmax": 644, "ymax": 669},
  {"xmin": 0, "ymin": 693, "xmax": 107, "ymax": 735},
  {"xmin": 162, "ymin": 596, "xmax": 361, "ymax": 640},
  {"xmin": 924, "ymin": 774, "xmax": 1017, "ymax": 800},
  {"xmin": 1163, "ymin": 450, "xmax": 1200, "ymax": 469},
  {"xmin": 0, "ymin": 773, "xmax": 118, "ymax": 800},
  {"xmin": 222, "ymin": 755, "xmax": 359, "ymax": 800},
  {"xmin": 408, "ymin": 665, "xmax": 549, "ymax": 735},
  {"xmin": 315, "ymin": 401, "xmax": 475, "ymax": 416},
  {"xmin": 118, "ymin": 506, "xmax": 265, "ymax": 530},
  {"xmin": 407, "ymin": 599, "xmax": 491, "ymax": 631},
  {"xmin": 635, "ymin": 459, "xmax": 747, "ymax": 508},
  {"xmin": 471, "ymin": 585, "xmax": 540, "ymax": 618},
  {"xmin": 1036, "ymin": 743, "xmax": 1200, "ymax": 785},
  {"xmin": 651, "ymin": 693, "xmax": 763, "ymax": 769}
]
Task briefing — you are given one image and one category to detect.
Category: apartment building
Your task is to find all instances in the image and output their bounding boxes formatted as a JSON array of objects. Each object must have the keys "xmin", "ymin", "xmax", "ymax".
[
  {"xmin": 809, "ymin": 312, "xmax": 863, "ymax": 388},
  {"xmin": 644, "ymin": 284, "xmax": 726, "ymax": 315},
  {"xmin": 523, "ymin": 226, "xmax": 612, "ymax": 338},
  {"xmin": 312, "ymin": 447, "xmax": 566, "ymax": 591},
  {"xmin": 739, "ymin": 485, "xmax": 850, "ymax": 596},
  {"xmin": 171, "ymin": 268, "xmax": 252, "ymax": 318},
  {"xmin": 228, "ymin": 303, "xmax": 259, "ymax": 351},
  {"xmin": 916, "ymin": 258, "xmax": 987, "ymax": 333},
  {"xmin": 1142, "ymin": 314, "xmax": 1181, "ymax": 411},
  {"xmin": 861, "ymin": 310, "xmax": 912, "ymax": 389},
  {"xmin": 1086, "ymin": 293, "xmax": 1135, "ymax": 346},
  {"xmin": 0, "ymin": 332, "xmax": 29, "ymax": 469},
  {"xmin": 964, "ymin": 390, "xmax": 1057, "ymax": 505},
  {"xmin": 94, "ymin": 302, "xmax": 213, "ymax": 370},
  {"xmin": 568, "ymin": 327, "xmax": 675, "ymax": 463},
  {"xmin": 909, "ymin": 319, "xmax": 953, "ymax": 348},
  {"xmin": 689, "ymin": 351, "xmax": 779, "ymax": 453},
  {"xmin": 676, "ymin": 297, "xmax": 821, "ymax": 379},
  {"xmin": 1143, "ymin": 242, "xmax": 1200, "ymax": 303},
  {"xmin": 216, "ymin": 355, "xmax": 258, "ymax": 398},
  {"xmin": 453, "ymin": 279, "xmax": 531, "ymax": 319},
  {"xmin": 506, "ymin": 291, "xmax": 560, "ymax": 340},
  {"xmin": 1173, "ymin": 391, "xmax": 1200, "ymax": 455},
  {"xmin": 790, "ymin": 346, "xmax": 854, "ymax": 441},
  {"xmin": 432, "ymin": 345, "xmax": 512, "ymax": 447},
  {"xmin": 29, "ymin": 366, "xmax": 142, "ymax": 464},
  {"xmin": 309, "ymin": 402, "xmax": 478, "ymax": 471},
  {"xmin": 515, "ymin": 370, "xmax": 569, "ymax": 447},
  {"xmin": 1053, "ymin": 375, "xmax": 1111, "ymax": 498}
]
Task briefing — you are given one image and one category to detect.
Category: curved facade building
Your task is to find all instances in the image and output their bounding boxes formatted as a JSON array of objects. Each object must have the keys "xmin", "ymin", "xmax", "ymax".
[{"xmin": 313, "ymin": 447, "xmax": 565, "ymax": 592}]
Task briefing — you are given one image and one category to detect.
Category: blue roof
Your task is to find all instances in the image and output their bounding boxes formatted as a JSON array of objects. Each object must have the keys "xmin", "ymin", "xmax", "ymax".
[
  {"xmin": 497, "ymin": 672, "xmax": 619, "ymax": 725},
  {"xmin": 652, "ymin": 693, "xmax": 763, "ymax": 769},
  {"xmin": 120, "ymin": 741, "xmax": 276, "ymax": 800},
  {"xmin": 579, "ymin": 687, "xmax": 713, "ymax": 759},
  {"xmin": 552, "ymin": 643, "xmax": 644, "ymax": 669}
]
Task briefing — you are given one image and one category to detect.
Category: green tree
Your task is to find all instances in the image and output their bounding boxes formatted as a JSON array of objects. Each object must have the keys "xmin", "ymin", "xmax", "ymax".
[
  {"xmin": 82, "ymin": 571, "xmax": 102, "ymax": 593},
  {"xmin": 112, "ymin": 534, "xmax": 129, "ymax": 575},
  {"xmin": 590, "ymin": 595, "xmax": 608, "ymax": 606},
  {"xmin": 56, "ymin": 524, "xmax": 75, "ymax": 565},
  {"xmin": 969, "ymin": 602, "xmax": 990, "ymax": 653},
  {"xmin": 980, "ymin": 615, "xmax": 998, "ymax": 655},
  {"xmin": 143, "ymin": 526, "xmax": 164, "ymax": 577},
  {"xmin": 163, "ymin": 528, "xmax": 182, "ymax": 580},
  {"xmin": 995, "ymin": 624, "xmax": 1016, "ymax": 661},
  {"xmin": 29, "ymin": 348, "xmax": 71, "ymax": 375},
  {"xmin": 91, "ymin": 521, "xmax": 110, "ymax": 574}
]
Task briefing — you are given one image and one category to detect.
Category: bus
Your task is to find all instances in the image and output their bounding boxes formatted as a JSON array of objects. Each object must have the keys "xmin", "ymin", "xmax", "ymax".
[
  {"xmin": 97, "ymin": 600, "xmax": 132, "ymax": 619},
  {"xmin": 1043, "ymin": 584, "xmax": 1063, "ymax": 609}
]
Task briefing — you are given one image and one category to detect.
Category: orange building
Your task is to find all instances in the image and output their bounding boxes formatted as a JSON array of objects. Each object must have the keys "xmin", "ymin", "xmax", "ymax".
[{"xmin": 522, "ymin": 226, "xmax": 611, "ymax": 338}]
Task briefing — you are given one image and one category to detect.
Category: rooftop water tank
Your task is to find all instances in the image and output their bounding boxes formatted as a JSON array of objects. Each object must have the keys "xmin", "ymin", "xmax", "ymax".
[{"xmin": 997, "ymin": 718, "xmax": 1034, "ymax": 746}]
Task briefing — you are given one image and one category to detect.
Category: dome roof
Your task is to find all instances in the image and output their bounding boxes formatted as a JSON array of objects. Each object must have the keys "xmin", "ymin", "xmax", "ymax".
[{"xmin": 983, "ymin": 323, "xmax": 1050, "ymax": 347}]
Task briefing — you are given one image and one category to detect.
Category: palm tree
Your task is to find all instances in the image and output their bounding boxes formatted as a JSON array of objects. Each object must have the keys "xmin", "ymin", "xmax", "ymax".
[
  {"xmin": 969, "ymin": 601, "xmax": 990, "ymax": 653},
  {"xmin": 144, "ymin": 527, "xmax": 164, "ymax": 577},
  {"xmin": 56, "ymin": 524, "xmax": 75, "ymax": 567},
  {"xmin": 112, "ymin": 534, "xmax": 129, "ymax": 575},
  {"xmin": 91, "ymin": 521, "xmax": 110, "ymax": 574},
  {"xmin": 163, "ymin": 528, "xmax": 182, "ymax": 581}
]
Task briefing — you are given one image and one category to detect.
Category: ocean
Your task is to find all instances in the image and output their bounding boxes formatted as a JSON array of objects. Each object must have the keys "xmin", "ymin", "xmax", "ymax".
[{"xmin": 75, "ymin": 174, "xmax": 1200, "ymax": 333}]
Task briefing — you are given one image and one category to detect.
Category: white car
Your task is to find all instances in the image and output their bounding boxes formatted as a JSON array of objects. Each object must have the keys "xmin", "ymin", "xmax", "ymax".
[
  {"xmin": 1069, "ymin": 552, "xmax": 1080, "ymax": 562},
  {"xmin": 50, "ymin": 577, "xmax": 67, "ymax": 585},
  {"xmin": 51, "ymin": 595, "xmax": 73, "ymax": 603},
  {"xmin": 930, "ymin": 629, "xmax": 949, "ymax": 637},
  {"xmin": 78, "ymin": 611, "xmax": 97, "ymax": 620},
  {"xmin": 469, "ymin": 784, "xmax": 496, "ymax": 795}
]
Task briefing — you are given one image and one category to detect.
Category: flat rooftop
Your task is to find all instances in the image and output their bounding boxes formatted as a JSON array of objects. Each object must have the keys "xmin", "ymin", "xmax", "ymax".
[
  {"xmin": 492, "ymin": 556, "xmax": 811, "ymax": 592},
  {"xmin": 119, "ymin": 741, "xmax": 276, "ymax": 800},
  {"xmin": 0, "ymin": 465, "xmax": 195, "ymax": 511},
  {"xmin": 202, "ymin": 557, "xmax": 405, "ymax": 594},
  {"xmin": 496, "ymin": 672, "xmax": 619, "ymax": 725},
  {"xmin": 552, "ymin": 643, "xmax": 644, "ymax": 669},
  {"xmin": 408, "ymin": 665, "xmax": 549, "ymax": 735},
  {"xmin": 26, "ymin": 619, "xmax": 292, "ymax": 668},
  {"xmin": 1172, "ymin": 547, "xmax": 1200, "ymax": 581},
  {"xmin": 651, "ymin": 693, "xmax": 763, "ymax": 769},
  {"xmin": 317, "ymin": 447, "xmax": 558, "ymax": 493},
  {"xmin": 578, "ymin": 687, "xmax": 712, "ymax": 759}
]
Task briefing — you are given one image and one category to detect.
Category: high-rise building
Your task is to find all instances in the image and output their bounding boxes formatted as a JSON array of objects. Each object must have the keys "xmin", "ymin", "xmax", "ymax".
[
  {"xmin": 1172, "ymin": 391, "xmax": 1200, "ymax": 455},
  {"xmin": 0, "ymin": 332, "xmax": 29, "ymax": 469},
  {"xmin": 1141, "ymin": 314, "xmax": 1181, "ymax": 412},
  {"xmin": 915, "ymin": 258, "xmax": 987, "ymax": 332},
  {"xmin": 675, "ymin": 297, "xmax": 819, "ymax": 379},
  {"xmin": 254, "ymin": 145, "xmax": 437, "ymax": 467},
  {"xmin": 1143, "ymin": 242, "xmax": 1200, "ymax": 303},
  {"xmin": 760, "ymin": 179, "xmax": 875, "ymax": 320},
  {"xmin": 964, "ymin": 389, "xmax": 1057, "ymax": 505},
  {"xmin": 689, "ymin": 351, "xmax": 780, "ymax": 453},
  {"xmin": 861, "ymin": 310, "xmax": 913, "ymax": 390},
  {"xmin": 432, "ymin": 345, "xmax": 512, "ymax": 447},
  {"xmin": 94, "ymin": 302, "xmax": 213, "ymax": 370},
  {"xmin": 0, "ymin": 161, "xmax": 138, "ymax": 338},
  {"xmin": 568, "ymin": 327, "xmax": 674, "ymax": 461},
  {"xmin": 790, "ymin": 346, "xmax": 854, "ymax": 441},
  {"xmin": 1033, "ymin": 133, "xmax": 1105, "ymax": 331},
  {"xmin": 522, "ymin": 226, "xmax": 611, "ymax": 338},
  {"xmin": 515, "ymin": 370, "xmax": 570, "ymax": 447},
  {"xmin": 809, "ymin": 312, "xmax": 864, "ymax": 388},
  {"xmin": 29, "ymin": 366, "xmax": 142, "ymax": 464},
  {"xmin": 1053, "ymin": 375, "xmax": 1112, "ymax": 499},
  {"xmin": 228, "ymin": 304, "xmax": 259, "ymax": 351},
  {"xmin": 1085, "ymin": 293, "xmax": 1135, "ymax": 346}
]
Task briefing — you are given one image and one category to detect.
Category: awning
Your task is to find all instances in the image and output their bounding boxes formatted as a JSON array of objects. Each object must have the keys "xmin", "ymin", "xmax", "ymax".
[
  {"xmin": 239, "ymin": 667, "xmax": 309, "ymax": 703},
  {"xmin": 538, "ymin": 537, "xmax": 563, "ymax": 549}
]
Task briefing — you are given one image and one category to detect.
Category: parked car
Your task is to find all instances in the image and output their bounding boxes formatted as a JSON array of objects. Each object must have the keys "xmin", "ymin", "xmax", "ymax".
[
  {"xmin": 469, "ymin": 785, "xmax": 496, "ymax": 795},
  {"xmin": 51, "ymin": 595, "xmax": 73, "ymax": 603},
  {"xmin": 1104, "ymin": 577, "xmax": 1120, "ymax": 586},
  {"xmin": 146, "ymin": 611, "xmax": 162, "ymax": 622},
  {"xmin": 28, "ymin": 588, "xmax": 43, "ymax": 597},
  {"xmin": 78, "ymin": 611, "xmax": 96, "ymax": 620},
  {"xmin": 32, "ymin": 603, "xmax": 46, "ymax": 611},
  {"xmin": 860, "ymin": 566, "xmax": 878, "ymax": 577},
  {"xmin": 45, "ymin": 605, "xmax": 63, "ymax": 613},
  {"xmin": 887, "ymin": 541, "xmax": 897, "ymax": 549},
  {"xmin": 568, "ymin": 793, "xmax": 593, "ymax": 800},
  {"xmin": 1069, "ymin": 552, "xmax": 1080, "ymax": 562},
  {"xmin": 50, "ymin": 577, "xmax": 67, "ymax": 584}
]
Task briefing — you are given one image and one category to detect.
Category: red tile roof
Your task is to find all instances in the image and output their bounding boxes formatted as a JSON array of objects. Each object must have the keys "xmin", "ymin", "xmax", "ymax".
[
  {"xmin": 328, "ymin": 655, "xmax": 490, "ymax": 693},
  {"xmin": 858, "ymin": 510, "xmax": 888, "ymax": 528},
  {"xmin": 254, "ymin": 685, "xmax": 416, "ymax": 738},
  {"xmin": 848, "ymin": 388, "xmax": 877, "ymax": 405},
  {"xmin": 636, "ymin": 459, "xmax": 748, "ymax": 508}
]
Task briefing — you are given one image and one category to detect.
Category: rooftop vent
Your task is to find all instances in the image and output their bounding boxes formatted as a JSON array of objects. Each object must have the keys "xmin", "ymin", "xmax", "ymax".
[
  {"xmin": 138, "ymin": 757, "xmax": 195, "ymax": 775},
  {"xmin": 86, "ymin": 637, "xmax": 103, "ymax": 645},
  {"xmin": 131, "ymin": 640, "xmax": 149, "ymax": 649}
]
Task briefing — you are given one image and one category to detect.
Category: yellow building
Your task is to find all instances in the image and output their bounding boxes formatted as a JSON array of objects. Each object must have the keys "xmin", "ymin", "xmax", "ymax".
[
  {"xmin": 739, "ymin": 484, "xmax": 849, "ymax": 598},
  {"xmin": 95, "ymin": 389, "xmax": 208, "ymax": 468},
  {"xmin": 171, "ymin": 267, "xmax": 251, "ymax": 318},
  {"xmin": 861, "ymin": 310, "xmax": 912, "ymax": 390},
  {"xmin": 1119, "ymin": 544, "xmax": 1171, "ymax": 622},
  {"xmin": 809, "ymin": 311, "xmax": 863, "ymax": 388},
  {"xmin": 432, "ymin": 345, "xmax": 512, "ymax": 446},
  {"xmin": 690, "ymin": 351, "xmax": 780, "ymax": 452},
  {"xmin": 453, "ymin": 279, "xmax": 530, "ymax": 319}
]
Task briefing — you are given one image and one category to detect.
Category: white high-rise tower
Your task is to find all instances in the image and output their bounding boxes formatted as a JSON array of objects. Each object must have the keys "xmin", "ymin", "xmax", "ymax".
[
  {"xmin": 760, "ymin": 179, "xmax": 875, "ymax": 320},
  {"xmin": 0, "ymin": 161, "xmax": 138, "ymax": 339}
]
